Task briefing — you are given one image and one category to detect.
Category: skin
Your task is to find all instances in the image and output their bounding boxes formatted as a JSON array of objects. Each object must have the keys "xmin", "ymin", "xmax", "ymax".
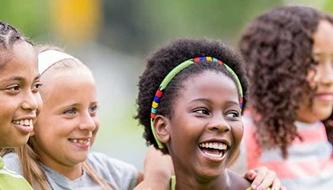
[
  {"xmin": 31, "ymin": 67, "xmax": 98, "ymax": 179},
  {"xmin": 154, "ymin": 71, "xmax": 248, "ymax": 189},
  {"xmin": 0, "ymin": 41, "xmax": 40, "ymax": 147},
  {"xmin": 297, "ymin": 20, "xmax": 333, "ymax": 123}
]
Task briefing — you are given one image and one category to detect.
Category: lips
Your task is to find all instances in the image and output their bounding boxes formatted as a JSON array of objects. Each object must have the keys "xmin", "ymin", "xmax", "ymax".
[
  {"xmin": 12, "ymin": 117, "xmax": 35, "ymax": 134},
  {"xmin": 314, "ymin": 92, "xmax": 333, "ymax": 101},
  {"xmin": 198, "ymin": 139, "xmax": 230, "ymax": 162},
  {"xmin": 68, "ymin": 137, "xmax": 91, "ymax": 150}
]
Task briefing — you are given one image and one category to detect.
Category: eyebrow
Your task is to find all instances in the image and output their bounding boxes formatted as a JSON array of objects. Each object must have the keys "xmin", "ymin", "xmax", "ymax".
[
  {"xmin": 34, "ymin": 75, "xmax": 41, "ymax": 81},
  {"xmin": 190, "ymin": 98, "xmax": 240, "ymax": 105}
]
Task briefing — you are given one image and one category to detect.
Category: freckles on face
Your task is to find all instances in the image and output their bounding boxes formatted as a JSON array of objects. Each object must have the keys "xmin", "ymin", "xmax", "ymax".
[
  {"xmin": 167, "ymin": 70, "xmax": 243, "ymax": 178},
  {"xmin": 0, "ymin": 41, "xmax": 39, "ymax": 148}
]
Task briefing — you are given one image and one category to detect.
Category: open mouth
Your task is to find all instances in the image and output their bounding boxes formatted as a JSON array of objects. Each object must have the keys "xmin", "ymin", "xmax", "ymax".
[
  {"xmin": 198, "ymin": 142, "xmax": 229, "ymax": 161},
  {"xmin": 12, "ymin": 119, "xmax": 34, "ymax": 133},
  {"xmin": 68, "ymin": 138, "xmax": 91, "ymax": 146}
]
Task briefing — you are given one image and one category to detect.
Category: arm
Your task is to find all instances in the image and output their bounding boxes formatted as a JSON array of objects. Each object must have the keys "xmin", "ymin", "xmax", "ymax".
[{"xmin": 134, "ymin": 146, "xmax": 173, "ymax": 190}]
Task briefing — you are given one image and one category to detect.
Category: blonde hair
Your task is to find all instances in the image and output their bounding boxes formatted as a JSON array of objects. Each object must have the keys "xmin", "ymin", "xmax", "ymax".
[{"xmin": 13, "ymin": 46, "xmax": 114, "ymax": 190}]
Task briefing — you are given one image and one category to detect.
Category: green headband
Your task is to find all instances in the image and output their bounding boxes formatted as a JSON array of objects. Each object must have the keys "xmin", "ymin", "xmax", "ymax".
[{"xmin": 150, "ymin": 56, "xmax": 244, "ymax": 149}]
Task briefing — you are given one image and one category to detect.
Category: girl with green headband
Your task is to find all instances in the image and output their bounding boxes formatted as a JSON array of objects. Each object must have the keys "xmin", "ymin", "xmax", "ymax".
[{"xmin": 136, "ymin": 38, "xmax": 281, "ymax": 190}]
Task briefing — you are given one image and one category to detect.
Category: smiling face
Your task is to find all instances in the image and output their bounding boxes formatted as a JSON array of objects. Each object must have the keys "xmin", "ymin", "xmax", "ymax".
[
  {"xmin": 297, "ymin": 20, "xmax": 333, "ymax": 123},
  {"xmin": 31, "ymin": 65, "xmax": 98, "ymax": 176},
  {"xmin": 161, "ymin": 70, "xmax": 243, "ymax": 183},
  {"xmin": 0, "ymin": 41, "xmax": 41, "ymax": 148}
]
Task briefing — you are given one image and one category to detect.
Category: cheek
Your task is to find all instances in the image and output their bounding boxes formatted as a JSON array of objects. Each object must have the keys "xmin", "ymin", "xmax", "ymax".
[{"xmin": 232, "ymin": 123, "xmax": 244, "ymax": 146}]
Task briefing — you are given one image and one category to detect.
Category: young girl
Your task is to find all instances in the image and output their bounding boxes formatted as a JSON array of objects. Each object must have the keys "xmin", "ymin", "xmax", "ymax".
[
  {"xmin": 236, "ymin": 6, "xmax": 333, "ymax": 189},
  {"xmin": 0, "ymin": 21, "xmax": 40, "ymax": 189},
  {"xmin": 136, "ymin": 38, "xmax": 251, "ymax": 190},
  {"xmin": 3, "ymin": 47, "xmax": 139, "ymax": 189}
]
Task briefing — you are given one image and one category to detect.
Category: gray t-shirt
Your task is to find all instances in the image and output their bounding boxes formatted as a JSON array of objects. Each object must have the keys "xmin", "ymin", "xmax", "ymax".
[{"xmin": 3, "ymin": 152, "xmax": 138, "ymax": 190}]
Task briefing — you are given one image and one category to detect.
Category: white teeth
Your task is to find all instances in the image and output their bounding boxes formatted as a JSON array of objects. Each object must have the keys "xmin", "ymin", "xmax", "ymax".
[
  {"xmin": 199, "ymin": 142, "xmax": 227, "ymax": 150},
  {"xmin": 12, "ymin": 119, "xmax": 33, "ymax": 128}
]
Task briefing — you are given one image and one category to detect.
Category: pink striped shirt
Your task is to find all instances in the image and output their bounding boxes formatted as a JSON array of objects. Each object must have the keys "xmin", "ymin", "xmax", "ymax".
[{"xmin": 241, "ymin": 111, "xmax": 333, "ymax": 190}]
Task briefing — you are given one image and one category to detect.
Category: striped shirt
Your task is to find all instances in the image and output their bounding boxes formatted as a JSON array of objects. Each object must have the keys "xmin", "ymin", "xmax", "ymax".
[
  {"xmin": 0, "ymin": 156, "xmax": 32, "ymax": 190},
  {"xmin": 241, "ymin": 111, "xmax": 333, "ymax": 190}
]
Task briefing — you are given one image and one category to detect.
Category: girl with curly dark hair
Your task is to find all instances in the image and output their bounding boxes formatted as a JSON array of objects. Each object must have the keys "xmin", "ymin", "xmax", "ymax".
[
  {"xmin": 136, "ymin": 38, "xmax": 251, "ymax": 189},
  {"xmin": 136, "ymin": 38, "xmax": 285, "ymax": 190},
  {"xmin": 236, "ymin": 6, "xmax": 333, "ymax": 189}
]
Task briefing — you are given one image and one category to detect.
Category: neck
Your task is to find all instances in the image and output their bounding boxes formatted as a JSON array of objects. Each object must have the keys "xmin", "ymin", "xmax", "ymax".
[
  {"xmin": 174, "ymin": 167, "xmax": 230, "ymax": 190},
  {"xmin": 38, "ymin": 155, "xmax": 83, "ymax": 180}
]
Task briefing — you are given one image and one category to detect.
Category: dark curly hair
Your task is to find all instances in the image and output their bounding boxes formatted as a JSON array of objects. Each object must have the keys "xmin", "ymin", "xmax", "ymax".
[
  {"xmin": 239, "ymin": 6, "xmax": 333, "ymax": 158},
  {"xmin": 136, "ymin": 38, "xmax": 248, "ymax": 153}
]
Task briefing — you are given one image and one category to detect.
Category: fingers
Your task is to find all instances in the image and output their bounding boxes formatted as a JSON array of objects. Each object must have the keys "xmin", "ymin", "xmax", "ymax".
[
  {"xmin": 250, "ymin": 168, "xmax": 268, "ymax": 189},
  {"xmin": 270, "ymin": 177, "xmax": 281, "ymax": 190},
  {"xmin": 245, "ymin": 166, "xmax": 284, "ymax": 190},
  {"xmin": 255, "ymin": 169, "xmax": 276, "ymax": 190},
  {"xmin": 243, "ymin": 169, "xmax": 257, "ymax": 181}
]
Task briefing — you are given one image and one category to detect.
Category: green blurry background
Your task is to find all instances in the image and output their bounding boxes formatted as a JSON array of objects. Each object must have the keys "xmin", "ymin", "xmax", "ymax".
[{"xmin": 2, "ymin": 0, "xmax": 331, "ymax": 169}]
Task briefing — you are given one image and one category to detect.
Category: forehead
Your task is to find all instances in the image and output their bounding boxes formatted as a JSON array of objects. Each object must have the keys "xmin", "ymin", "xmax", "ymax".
[
  {"xmin": 41, "ymin": 70, "xmax": 96, "ymax": 105},
  {"xmin": 178, "ymin": 70, "xmax": 239, "ymax": 103},
  {"xmin": 0, "ymin": 41, "xmax": 37, "ymax": 81},
  {"xmin": 313, "ymin": 20, "xmax": 333, "ymax": 54}
]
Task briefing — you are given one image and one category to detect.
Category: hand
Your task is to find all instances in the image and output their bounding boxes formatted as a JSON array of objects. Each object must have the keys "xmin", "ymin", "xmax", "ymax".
[
  {"xmin": 135, "ymin": 146, "xmax": 174, "ymax": 190},
  {"xmin": 244, "ymin": 167, "xmax": 286, "ymax": 190}
]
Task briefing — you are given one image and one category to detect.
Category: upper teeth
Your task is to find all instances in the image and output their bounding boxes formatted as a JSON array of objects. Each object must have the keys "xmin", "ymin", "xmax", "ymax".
[
  {"xmin": 199, "ymin": 142, "xmax": 227, "ymax": 150},
  {"xmin": 71, "ymin": 139, "xmax": 90, "ymax": 145},
  {"xmin": 12, "ymin": 119, "xmax": 33, "ymax": 127}
]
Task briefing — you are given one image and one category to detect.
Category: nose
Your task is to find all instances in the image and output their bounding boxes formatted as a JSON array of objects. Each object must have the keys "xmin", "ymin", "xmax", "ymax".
[
  {"xmin": 21, "ymin": 91, "xmax": 39, "ymax": 111},
  {"xmin": 79, "ymin": 112, "xmax": 97, "ymax": 131},
  {"xmin": 319, "ymin": 61, "xmax": 333, "ymax": 85},
  {"xmin": 208, "ymin": 114, "xmax": 231, "ymax": 133}
]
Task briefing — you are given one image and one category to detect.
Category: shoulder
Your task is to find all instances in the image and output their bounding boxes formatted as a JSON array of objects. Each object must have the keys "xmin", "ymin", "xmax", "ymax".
[
  {"xmin": 88, "ymin": 152, "xmax": 137, "ymax": 174},
  {"xmin": 87, "ymin": 152, "xmax": 138, "ymax": 190},
  {"xmin": 226, "ymin": 169, "xmax": 251, "ymax": 190},
  {"xmin": 0, "ymin": 156, "xmax": 32, "ymax": 190},
  {"xmin": 2, "ymin": 152, "xmax": 22, "ymax": 175}
]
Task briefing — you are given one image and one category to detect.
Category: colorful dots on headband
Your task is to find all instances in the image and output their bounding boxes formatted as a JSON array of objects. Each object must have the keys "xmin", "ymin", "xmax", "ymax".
[
  {"xmin": 151, "ymin": 89, "xmax": 163, "ymax": 119},
  {"xmin": 193, "ymin": 56, "xmax": 224, "ymax": 65},
  {"xmin": 150, "ymin": 56, "xmax": 244, "ymax": 149}
]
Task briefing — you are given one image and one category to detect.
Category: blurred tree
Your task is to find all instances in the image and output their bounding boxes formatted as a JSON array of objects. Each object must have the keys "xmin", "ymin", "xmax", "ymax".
[
  {"xmin": 50, "ymin": 0, "xmax": 102, "ymax": 46},
  {"xmin": 99, "ymin": 0, "xmax": 283, "ymax": 55},
  {"xmin": 323, "ymin": 0, "xmax": 333, "ymax": 13},
  {"xmin": 0, "ymin": 0, "xmax": 48, "ymax": 40}
]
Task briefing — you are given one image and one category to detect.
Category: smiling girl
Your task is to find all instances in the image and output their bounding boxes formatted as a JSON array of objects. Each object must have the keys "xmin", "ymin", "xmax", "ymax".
[
  {"xmin": 0, "ymin": 21, "xmax": 41, "ymax": 189},
  {"xmin": 136, "ymin": 38, "xmax": 251, "ymax": 190},
  {"xmin": 3, "ymin": 47, "xmax": 138, "ymax": 189}
]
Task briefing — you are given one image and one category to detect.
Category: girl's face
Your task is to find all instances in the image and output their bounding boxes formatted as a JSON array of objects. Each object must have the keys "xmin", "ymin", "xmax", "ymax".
[
  {"xmin": 297, "ymin": 20, "xmax": 333, "ymax": 123},
  {"xmin": 0, "ymin": 41, "xmax": 40, "ymax": 148},
  {"xmin": 32, "ymin": 68, "xmax": 98, "ymax": 174},
  {"xmin": 165, "ymin": 71, "xmax": 243, "ymax": 181}
]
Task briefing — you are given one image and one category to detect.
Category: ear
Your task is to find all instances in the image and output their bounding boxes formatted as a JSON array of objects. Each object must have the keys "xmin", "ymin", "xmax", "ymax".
[{"xmin": 153, "ymin": 115, "xmax": 171, "ymax": 144}]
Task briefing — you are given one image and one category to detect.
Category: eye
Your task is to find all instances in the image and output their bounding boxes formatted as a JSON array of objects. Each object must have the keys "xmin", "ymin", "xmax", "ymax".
[
  {"xmin": 63, "ymin": 107, "xmax": 77, "ymax": 116},
  {"xmin": 6, "ymin": 84, "xmax": 21, "ymax": 94},
  {"xmin": 89, "ymin": 104, "xmax": 98, "ymax": 115},
  {"xmin": 225, "ymin": 110, "xmax": 241, "ymax": 120},
  {"xmin": 193, "ymin": 107, "xmax": 210, "ymax": 116},
  {"xmin": 32, "ymin": 82, "xmax": 42, "ymax": 93}
]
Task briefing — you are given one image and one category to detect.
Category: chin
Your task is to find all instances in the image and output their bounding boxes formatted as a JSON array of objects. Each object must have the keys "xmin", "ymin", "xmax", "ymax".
[
  {"xmin": 315, "ymin": 108, "xmax": 333, "ymax": 120},
  {"xmin": 9, "ymin": 136, "xmax": 29, "ymax": 148},
  {"xmin": 196, "ymin": 167, "xmax": 225, "ymax": 180}
]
